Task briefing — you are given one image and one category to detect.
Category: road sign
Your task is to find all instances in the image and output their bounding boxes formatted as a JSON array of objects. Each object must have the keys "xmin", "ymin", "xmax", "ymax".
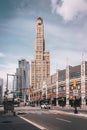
[
  {"xmin": 11, "ymin": 91, "xmax": 20, "ymax": 94},
  {"xmin": 73, "ymin": 89, "xmax": 78, "ymax": 96}
]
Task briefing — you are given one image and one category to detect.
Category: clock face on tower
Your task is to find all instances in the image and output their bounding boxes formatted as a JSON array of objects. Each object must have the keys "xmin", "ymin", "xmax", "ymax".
[{"xmin": 37, "ymin": 17, "xmax": 43, "ymax": 25}]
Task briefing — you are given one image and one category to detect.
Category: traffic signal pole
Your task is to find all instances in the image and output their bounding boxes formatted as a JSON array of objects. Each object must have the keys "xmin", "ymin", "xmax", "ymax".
[
  {"xmin": 74, "ymin": 96, "xmax": 78, "ymax": 114},
  {"xmin": 73, "ymin": 80, "xmax": 78, "ymax": 114},
  {"xmin": 6, "ymin": 73, "xmax": 17, "ymax": 94}
]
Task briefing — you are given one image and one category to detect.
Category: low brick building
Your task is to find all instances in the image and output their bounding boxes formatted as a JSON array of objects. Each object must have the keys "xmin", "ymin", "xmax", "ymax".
[{"xmin": 29, "ymin": 60, "xmax": 87, "ymax": 109}]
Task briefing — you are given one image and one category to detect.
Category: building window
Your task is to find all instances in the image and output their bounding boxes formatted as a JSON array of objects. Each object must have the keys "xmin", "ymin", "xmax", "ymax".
[
  {"xmin": 58, "ymin": 75, "xmax": 65, "ymax": 81},
  {"xmin": 70, "ymin": 72, "xmax": 80, "ymax": 79}
]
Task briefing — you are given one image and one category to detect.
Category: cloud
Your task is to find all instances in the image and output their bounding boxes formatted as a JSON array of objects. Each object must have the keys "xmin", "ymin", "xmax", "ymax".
[
  {"xmin": 50, "ymin": 49, "xmax": 84, "ymax": 75},
  {"xmin": 0, "ymin": 18, "xmax": 35, "ymax": 38},
  {"xmin": 45, "ymin": 22, "xmax": 87, "ymax": 74},
  {"xmin": 0, "ymin": 62, "xmax": 17, "ymax": 77},
  {"xmin": 45, "ymin": 22, "xmax": 87, "ymax": 51},
  {"xmin": 51, "ymin": 0, "xmax": 87, "ymax": 21},
  {"xmin": 0, "ymin": 52, "xmax": 6, "ymax": 58}
]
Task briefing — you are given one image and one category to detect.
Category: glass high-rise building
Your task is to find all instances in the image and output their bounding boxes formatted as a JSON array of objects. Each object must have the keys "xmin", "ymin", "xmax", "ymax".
[
  {"xmin": 16, "ymin": 59, "xmax": 30, "ymax": 99},
  {"xmin": 0, "ymin": 78, "xmax": 3, "ymax": 101}
]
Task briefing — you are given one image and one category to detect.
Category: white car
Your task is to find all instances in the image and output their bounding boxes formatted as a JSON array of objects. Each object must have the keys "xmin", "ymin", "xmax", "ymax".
[{"xmin": 41, "ymin": 103, "xmax": 51, "ymax": 109}]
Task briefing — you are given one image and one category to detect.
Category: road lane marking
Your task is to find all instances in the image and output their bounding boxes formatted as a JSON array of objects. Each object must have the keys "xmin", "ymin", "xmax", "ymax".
[
  {"xmin": 56, "ymin": 117, "xmax": 71, "ymax": 123},
  {"xmin": 18, "ymin": 115, "xmax": 47, "ymax": 130}
]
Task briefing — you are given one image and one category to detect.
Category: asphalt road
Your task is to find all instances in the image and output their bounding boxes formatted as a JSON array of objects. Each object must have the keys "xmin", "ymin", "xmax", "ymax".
[
  {"xmin": 0, "ymin": 111, "xmax": 40, "ymax": 130},
  {"xmin": 19, "ymin": 109, "xmax": 87, "ymax": 130},
  {"xmin": 1, "ymin": 106, "xmax": 87, "ymax": 130}
]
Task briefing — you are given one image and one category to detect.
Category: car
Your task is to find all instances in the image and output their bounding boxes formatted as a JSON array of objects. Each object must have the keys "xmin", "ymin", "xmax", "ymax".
[{"xmin": 41, "ymin": 103, "xmax": 51, "ymax": 109}]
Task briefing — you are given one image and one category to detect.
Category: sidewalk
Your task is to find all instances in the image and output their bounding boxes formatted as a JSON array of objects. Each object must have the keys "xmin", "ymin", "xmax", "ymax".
[
  {"xmin": 52, "ymin": 106, "xmax": 87, "ymax": 118},
  {"xmin": 53, "ymin": 105, "xmax": 87, "ymax": 112},
  {"xmin": 0, "ymin": 105, "xmax": 87, "ymax": 118},
  {"xmin": 15, "ymin": 105, "xmax": 87, "ymax": 118}
]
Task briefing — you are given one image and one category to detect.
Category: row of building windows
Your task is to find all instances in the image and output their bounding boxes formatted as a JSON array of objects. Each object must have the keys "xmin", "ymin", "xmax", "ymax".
[
  {"xmin": 36, "ymin": 54, "xmax": 43, "ymax": 58},
  {"xmin": 58, "ymin": 72, "xmax": 81, "ymax": 81},
  {"xmin": 36, "ymin": 46, "xmax": 43, "ymax": 50},
  {"xmin": 70, "ymin": 72, "xmax": 81, "ymax": 79}
]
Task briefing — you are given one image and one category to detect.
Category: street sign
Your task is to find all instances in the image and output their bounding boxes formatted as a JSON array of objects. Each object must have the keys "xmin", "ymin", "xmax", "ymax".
[
  {"xmin": 11, "ymin": 91, "xmax": 20, "ymax": 94},
  {"xmin": 73, "ymin": 89, "xmax": 78, "ymax": 96}
]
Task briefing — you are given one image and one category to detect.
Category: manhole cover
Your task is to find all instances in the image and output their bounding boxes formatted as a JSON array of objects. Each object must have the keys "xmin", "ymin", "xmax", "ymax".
[{"xmin": 1, "ymin": 121, "xmax": 12, "ymax": 123}]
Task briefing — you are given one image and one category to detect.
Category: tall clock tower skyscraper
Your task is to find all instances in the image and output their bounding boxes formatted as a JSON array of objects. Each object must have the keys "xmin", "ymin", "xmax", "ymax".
[{"xmin": 30, "ymin": 17, "xmax": 50, "ymax": 89}]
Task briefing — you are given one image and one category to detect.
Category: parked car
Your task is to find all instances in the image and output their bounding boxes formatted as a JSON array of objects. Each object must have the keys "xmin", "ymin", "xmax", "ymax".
[{"xmin": 41, "ymin": 103, "xmax": 51, "ymax": 109}]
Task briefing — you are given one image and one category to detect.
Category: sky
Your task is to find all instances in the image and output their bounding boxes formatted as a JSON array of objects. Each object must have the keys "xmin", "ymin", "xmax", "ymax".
[{"xmin": 0, "ymin": 0, "xmax": 87, "ymax": 91}]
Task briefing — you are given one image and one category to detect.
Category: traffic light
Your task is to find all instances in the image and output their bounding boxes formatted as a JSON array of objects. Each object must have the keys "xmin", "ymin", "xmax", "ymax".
[
  {"xmin": 29, "ymin": 89, "xmax": 33, "ymax": 94},
  {"xmin": 73, "ymin": 80, "xmax": 76, "ymax": 88}
]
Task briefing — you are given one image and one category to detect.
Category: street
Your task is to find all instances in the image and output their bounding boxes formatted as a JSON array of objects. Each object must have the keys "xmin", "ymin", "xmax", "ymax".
[
  {"xmin": 0, "ymin": 108, "xmax": 40, "ymax": 130},
  {"xmin": 18, "ymin": 107, "xmax": 87, "ymax": 130},
  {"xmin": 0, "ymin": 106, "xmax": 87, "ymax": 130}
]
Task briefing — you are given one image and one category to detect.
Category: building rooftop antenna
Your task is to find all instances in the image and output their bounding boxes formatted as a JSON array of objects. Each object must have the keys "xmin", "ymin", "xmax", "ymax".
[{"xmin": 66, "ymin": 57, "xmax": 69, "ymax": 67}]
